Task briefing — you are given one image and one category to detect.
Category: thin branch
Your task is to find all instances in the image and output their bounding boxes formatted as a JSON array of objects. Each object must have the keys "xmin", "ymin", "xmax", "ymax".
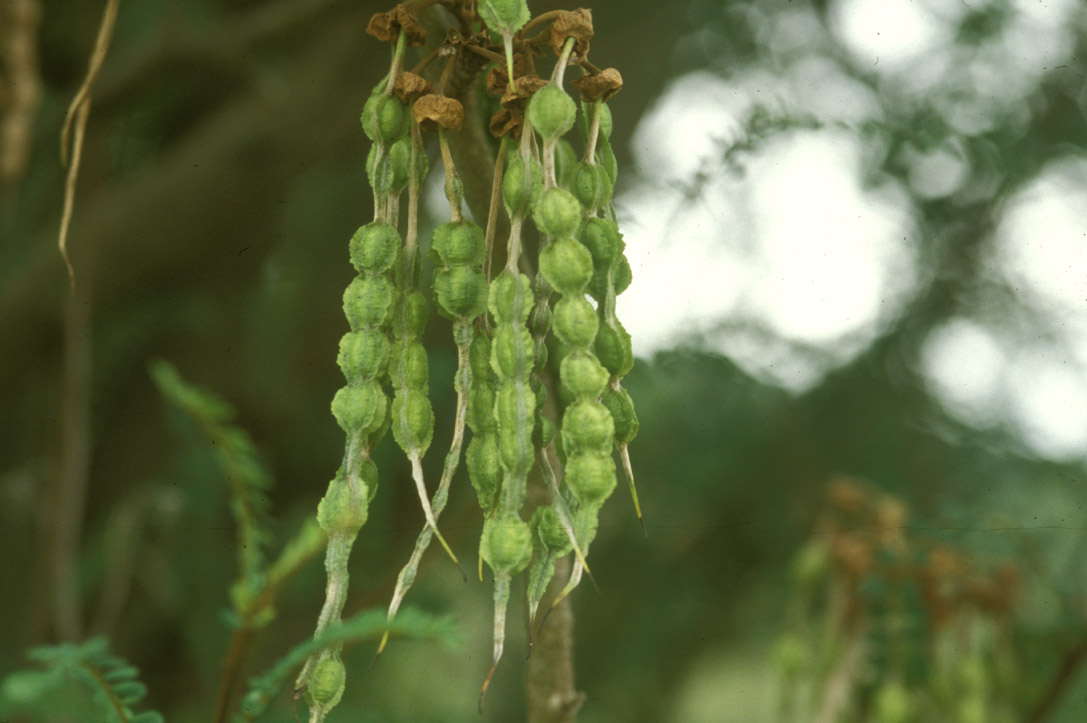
[{"xmin": 58, "ymin": 0, "xmax": 120, "ymax": 293}]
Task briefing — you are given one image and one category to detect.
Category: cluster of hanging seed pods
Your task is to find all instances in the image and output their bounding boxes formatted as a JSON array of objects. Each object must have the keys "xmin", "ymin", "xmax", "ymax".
[{"xmin": 298, "ymin": 2, "xmax": 637, "ymax": 718}]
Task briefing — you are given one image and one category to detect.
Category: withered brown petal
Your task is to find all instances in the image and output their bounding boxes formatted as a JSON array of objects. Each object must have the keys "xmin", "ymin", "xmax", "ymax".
[
  {"xmin": 489, "ymin": 109, "xmax": 523, "ymax": 140},
  {"xmin": 413, "ymin": 94, "xmax": 464, "ymax": 132},
  {"xmin": 572, "ymin": 67, "xmax": 622, "ymax": 101},
  {"xmin": 393, "ymin": 6, "xmax": 427, "ymax": 46},
  {"xmin": 550, "ymin": 9, "xmax": 593, "ymax": 58},
  {"xmin": 366, "ymin": 12, "xmax": 396, "ymax": 43},
  {"xmin": 394, "ymin": 72, "xmax": 434, "ymax": 105}
]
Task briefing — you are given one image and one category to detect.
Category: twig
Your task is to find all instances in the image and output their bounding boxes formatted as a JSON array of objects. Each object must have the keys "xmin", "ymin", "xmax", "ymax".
[{"xmin": 58, "ymin": 0, "xmax": 120, "ymax": 293}]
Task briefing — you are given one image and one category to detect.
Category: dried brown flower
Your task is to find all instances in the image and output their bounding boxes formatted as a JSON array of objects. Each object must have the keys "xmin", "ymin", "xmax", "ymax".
[
  {"xmin": 394, "ymin": 72, "xmax": 434, "ymax": 105},
  {"xmin": 413, "ymin": 94, "xmax": 464, "ymax": 131},
  {"xmin": 366, "ymin": 6, "xmax": 427, "ymax": 46},
  {"xmin": 550, "ymin": 9, "xmax": 594, "ymax": 58},
  {"xmin": 489, "ymin": 109, "xmax": 522, "ymax": 139},
  {"xmin": 572, "ymin": 67, "xmax": 623, "ymax": 101}
]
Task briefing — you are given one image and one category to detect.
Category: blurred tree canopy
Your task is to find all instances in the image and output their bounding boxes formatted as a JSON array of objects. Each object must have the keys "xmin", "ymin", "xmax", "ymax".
[{"xmin": 1, "ymin": 0, "xmax": 1085, "ymax": 721}]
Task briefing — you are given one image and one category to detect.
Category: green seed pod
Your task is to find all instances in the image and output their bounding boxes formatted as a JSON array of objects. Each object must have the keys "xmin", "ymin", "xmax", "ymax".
[
  {"xmin": 491, "ymin": 324, "xmax": 534, "ymax": 381},
  {"xmin": 553, "ymin": 296, "xmax": 599, "ymax": 349},
  {"xmin": 559, "ymin": 351, "xmax": 609, "ymax": 398},
  {"xmin": 614, "ymin": 255, "xmax": 632, "ymax": 295},
  {"xmin": 597, "ymin": 136, "xmax": 618, "ymax": 185},
  {"xmin": 480, "ymin": 512, "xmax": 533, "ymax": 574},
  {"xmin": 498, "ymin": 419, "xmax": 534, "ymax": 475},
  {"xmin": 565, "ymin": 451, "xmax": 616, "ymax": 508},
  {"xmin": 368, "ymin": 154, "xmax": 395, "ymax": 197},
  {"xmin": 412, "ymin": 137, "xmax": 429, "ymax": 185},
  {"xmin": 317, "ymin": 468, "xmax": 370, "ymax": 534},
  {"xmin": 391, "ymin": 339, "xmax": 429, "ymax": 389},
  {"xmin": 601, "ymin": 386, "xmax": 638, "ymax": 443},
  {"xmin": 305, "ymin": 657, "xmax": 346, "ymax": 709},
  {"xmin": 388, "ymin": 137, "xmax": 411, "ymax": 194},
  {"xmin": 469, "ymin": 380, "xmax": 497, "ymax": 433},
  {"xmin": 573, "ymin": 502, "xmax": 600, "ymax": 546},
  {"xmin": 434, "ymin": 266, "xmax": 489, "ymax": 319},
  {"xmin": 403, "ymin": 290, "xmax": 429, "ymax": 338},
  {"xmin": 527, "ymin": 85, "xmax": 576, "ymax": 141},
  {"xmin": 554, "ymin": 138, "xmax": 578, "ymax": 188},
  {"xmin": 337, "ymin": 329, "xmax": 391, "ymax": 381},
  {"xmin": 488, "ymin": 270, "xmax": 533, "ymax": 324},
  {"xmin": 529, "ymin": 303, "xmax": 552, "ymax": 338},
  {"xmin": 477, "ymin": 0, "xmax": 530, "ymax": 37},
  {"xmin": 594, "ymin": 320, "xmax": 634, "ymax": 377},
  {"xmin": 532, "ymin": 187, "xmax": 582, "ymax": 237},
  {"xmin": 531, "ymin": 504, "xmax": 572, "ymax": 556},
  {"xmin": 466, "ymin": 433, "xmax": 502, "ymax": 513},
  {"xmin": 470, "ymin": 332, "xmax": 493, "ymax": 378},
  {"xmin": 430, "ymin": 221, "xmax": 486, "ymax": 267},
  {"xmin": 578, "ymin": 101, "xmax": 613, "ymax": 142},
  {"xmin": 361, "ymin": 93, "xmax": 404, "ymax": 145},
  {"xmin": 540, "ymin": 236, "xmax": 594, "ymax": 295},
  {"xmin": 502, "ymin": 154, "xmax": 543, "ymax": 217},
  {"xmin": 534, "ymin": 339, "xmax": 548, "ymax": 370},
  {"xmin": 391, "ymin": 388, "xmax": 434, "ymax": 453},
  {"xmin": 562, "ymin": 400, "xmax": 615, "ymax": 453},
  {"xmin": 330, "ymin": 381, "xmax": 387, "ymax": 435},
  {"xmin": 572, "ymin": 161, "xmax": 603, "ymax": 209},
  {"xmin": 343, "ymin": 276, "xmax": 397, "ymax": 330},
  {"xmin": 533, "ymin": 413, "xmax": 555, "ymax": 448},
  {"xmin": 349, "ymin": 222, "xmax": 400, "ymax": 274},
  {"xmin": 580, "ymin": 218, "xmax": 621, "ymax": 266}
]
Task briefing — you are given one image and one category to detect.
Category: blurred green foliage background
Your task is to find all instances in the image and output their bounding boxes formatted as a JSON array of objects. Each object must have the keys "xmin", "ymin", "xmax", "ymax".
[{"xmin": 1, "ymin": 0, "xmax": 1085, "ymax": 721}]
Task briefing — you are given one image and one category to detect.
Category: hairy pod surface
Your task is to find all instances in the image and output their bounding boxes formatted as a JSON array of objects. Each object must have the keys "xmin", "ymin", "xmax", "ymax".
[
  {"xmin": 317, "ymin": 465, "xmax": 375, "ymax": 534},
  {"xmin": 392, "ymin": 340, "xmax": 429, "ymax": 389},
  {"xmin": 305, "ymin": 657, "xmax": 347, "ymax": 708},
  {"xmin": 561, "ymin": 399, "xmax": 615, "ymax": 453},
  {"xmin": 481, "ymin": 512, "xmax": 534, "ymax": 574},
  {"xmin": 602, "ymin": 386, "xmax": 639, "ymax": 443},
  {"xmin": 434, "ymin": 266, "xmax": 489, "ymax": 319},
  {"xmin": 343, "ymin": 276, "xmax": 397, "ymax": 330},
  {"xmin": 402, "ymin": 290, "xmax": 430, "ymax": 338},
  {"xmin": 540, "ymin": 235, "xmax": 594, "ymax": 295},
  {"xmin": 502, "ymin": 154, "xmax": 543, "ymax": 217},
  {"xmin": 566, "ymin": 451, "xmax": 616, "ymax": 509},
  {"xmin": 331, "ymin": 382, "xmax": 387, "ymax": 435},
  {"xmin": 349, "ymin": 222, "xmax": 400, "ymax": 274},
  {"xmin": 594, "ymin": 320, "xmax": 634, "ymax": 377},
  {"xmin": 553, "ymin": 296, "xmax": 600, "ymax": 349},
  {"xmin": 578, "ymin": 100, "xmax": 613, "ymax": 142},
  {"xmin": 477, "ymin": 0, "xmax": 530, "ymax": 35},
  {"xmin": 531, "ymin": 505, "xmax": 573, "ymax": 556},
  {"xmin": 527, "ymin": 85, "xmax": 576, "ymax": 140},
  {"xmin": 533, "ymin": 414, "xmax": 555, "ymax": 447},
  {"xmin": 337, "ymin": 330, "xmax": 391, "ymax": 382},
  {"xmin": 553, "ymin": 138, "xmax": 578, "ymax": 188},
  {"xmin": 361, "ymin": 93, "xmax": 405, "ymax": 145},
  {"xmin": 430, "ymin": 221, "xmax": 486, "ymax": 267},
  {"xmin": 388, "ymin": 138, "xmax": 412, "ymax": 193},
  {"xmin": 491, "ymin": 325, "xmax": 535, "ymax": 381},
  {"xmin": 580, "ymin": 218, "xmax": 621, "ymax": 266},
  {"xmin": 391, "ymin": 388, "xmax": 435, "ymax": 454},
  {"xmin": 488, "ymin": 270, "xmax": 533, "ymax": 324},
  {"xmin": 559, "ymin": 352, "xmax": 610, "ymax": 398},
  {"xmin": 466, "ymin": 433, "xmax": 502, "ymax": 513},
  {"xmin": 572, "ymin": 161, "xmax": 603, "ymax": 209},
  {"xmin": 532, "ymin": 187, "xmax": 582, "ymax": 237}
]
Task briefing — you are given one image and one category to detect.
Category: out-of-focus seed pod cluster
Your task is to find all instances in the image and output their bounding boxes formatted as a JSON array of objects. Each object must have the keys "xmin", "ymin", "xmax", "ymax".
[{"xmin": 300, "ymin": 4, "xmax": 636, "ymax": 718}]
